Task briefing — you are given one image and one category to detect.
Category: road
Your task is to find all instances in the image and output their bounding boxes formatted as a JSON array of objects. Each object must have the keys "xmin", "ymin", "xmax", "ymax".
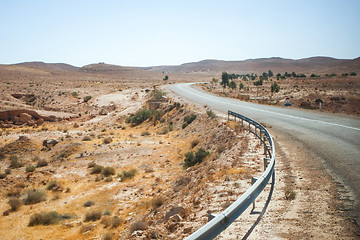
[{"xmin": 167, "ymin": 83, "xmax": 360, "ymax": 224}]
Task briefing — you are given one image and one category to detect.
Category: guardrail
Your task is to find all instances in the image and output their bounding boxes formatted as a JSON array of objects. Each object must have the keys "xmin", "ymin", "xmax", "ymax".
[{"xmin": 185, "ymin": 110, "xmax": 276, "ymax": 240}]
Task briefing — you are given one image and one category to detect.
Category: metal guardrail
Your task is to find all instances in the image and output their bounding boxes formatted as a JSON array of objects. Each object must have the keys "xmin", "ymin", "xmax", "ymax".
[{"xmin": 185, "ymin": 110, "xmax": 276, "ymax": 240}]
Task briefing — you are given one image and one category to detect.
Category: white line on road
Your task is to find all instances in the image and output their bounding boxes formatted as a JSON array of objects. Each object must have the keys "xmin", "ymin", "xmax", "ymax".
[{"xmin": 174, "ymin": 84, "xmax": 360, "ymax": 131}]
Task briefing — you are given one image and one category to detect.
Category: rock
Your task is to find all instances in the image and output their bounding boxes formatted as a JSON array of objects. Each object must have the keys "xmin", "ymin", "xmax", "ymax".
[
  {"xmin": 36, "ymin": 118, "xmax": 44, "ymax": 125},
  {"xmin": 165, "ymin": 206, "xmax": 185, "ymax": 220},
  {"xmin": 169, "ymin": 214, "xmax": 182, "ymax": 223},
  {"xmin": 19, "ymin": 113, "xmax": 32, "ymax": 123},
  {"xmin": 43, "ymin": 139, "xmax": 59, "ymax": 149},
  {"xmin": 183, "ymin": 227, "xmax": 193, "ymax": 234}
]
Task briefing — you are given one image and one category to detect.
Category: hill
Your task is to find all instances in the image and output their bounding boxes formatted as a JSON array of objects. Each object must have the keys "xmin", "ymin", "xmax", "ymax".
[{"xmin": 148, "ymin": 57, "xmax": 359, "ymax": 75}]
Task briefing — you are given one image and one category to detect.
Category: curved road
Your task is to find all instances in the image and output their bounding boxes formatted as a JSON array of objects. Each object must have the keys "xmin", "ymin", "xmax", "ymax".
[{"xmin": 167, "ymin": 83, "xmax": 360, "ymax": 224}]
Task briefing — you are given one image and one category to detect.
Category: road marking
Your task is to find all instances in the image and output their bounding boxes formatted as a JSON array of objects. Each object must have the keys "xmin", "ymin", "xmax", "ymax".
[{"xmin": 172, "ymin": 84, "xmax": 360, "ymax": 132}]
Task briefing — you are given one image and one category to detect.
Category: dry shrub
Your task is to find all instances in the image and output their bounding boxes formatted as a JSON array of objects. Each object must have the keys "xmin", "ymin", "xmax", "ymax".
[
  {"xmin": 190, "ymin": 139, "xmax": 200, "ymax": 148},
  {"xmin": 8, "ymin": 197, "xmax": 22, "ymax": 211},
  {"xmin": 152, "ymin": 196, "xmax": 165, "ymax": 208},
  {"xmin": 91, "ymin": 164, "xmax": 104, "ymax": 174},
  {"xmin": 23, "ymin": 189, "xmax": 46, "ymax": 205},
  {"xmin": 103, "ymin": 137, "xmax": 113, "ymax": 144},
  {"xmin": 82, "ymin": 136, "xmax": 92, "ymax": 141},
  {"xmin": 103, "ymin": 232, "xmax": 114, "ymax": 240},
  {"xmin": 129, "ymin": 221, "xmax": 148, "ymax": 234},
  {"xmin": 25, "ymin": 165, "xmax": 36, "ymax": 172},
  {"xmin": 101, "ymin": 216, "xmax": 112, "ymax": 228},
  {"xmin": 80, "ymin": 224, "xmax": 95, "ymax": 233},
  {"xmin": 83, "ymin": 200, "xmax": 95, "ymax": 207},
  {"xmin": 28, "ymin": 211, "xmax": 61, "ymax": 226},
  {"xmin": 36, "ymin": 159, "xmax": 48, "ymax": 167},
  {"xmin": 285, "ymin": 190, "xmax": 296, "ymax": 200},
  {"xmin": 102, "ymin": 167, "xmax": 116, "ymax": 177},
  {"xmin": 111, "ymin": 216, "xmax": 123, "ymax": 228},
  {"xmin": 46, "ymin": 181, "xmax": 59, "ymax": 191},
  {"xmin": 85, "ymin": 210, "xmax": 102, "ymax": 222},
  {"xmin": 118, "ymin": 169, "xmax": 137, "ymax": 181}
]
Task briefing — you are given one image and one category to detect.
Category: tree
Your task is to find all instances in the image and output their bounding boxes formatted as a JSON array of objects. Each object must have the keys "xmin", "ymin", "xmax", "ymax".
[
  {"xmin": 239, "ymin": 82, "xmax": 244, "ymax": 90},
  {"xmin": 268, "ymin": 70, "xmax": 274, "ymax": 78},
  {"xmin": 262, "ymin": 72, "xmax": 268, "ymax": 77},
  {"xmin": 291, "ymin": 72, "xmax": 296, "ymax": 77},
  {"xmin": 229, "ymin": 81, "xmax": 237, "ymax": 91},
  {"xmin": 271, "ymin": 82, "xmax": 280, "ymax": 95},
  {"xmin": 211, "ymin": 77, "xmax": 218, "ymax": 89},
  {"xmin": 350, "ymin": 72, "xmax": 357, "ymax": 76},
  {"xmin": 221, "ymin": 72, "xmax": 229, "ymax": 88},
  {"xmin": 163, "ymin": 75, "xmax": 169, "ymax": 81}
]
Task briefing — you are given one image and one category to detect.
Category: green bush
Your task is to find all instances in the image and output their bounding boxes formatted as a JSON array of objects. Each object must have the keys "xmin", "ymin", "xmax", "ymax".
[
  {"xmin": 71, "ymin": 92, "xmax": 78, "ymax": 97},
  {"xmin": 350, "ymin": 72, "xmax": 357, "ymax": 76},
  {"xmin": 206, "ymin": 109, "xmax": 217, "ymax": 119},
  {"xmin": 184, "ymin": 114, "xmax": 197, "ymax": 125},
  {"xmin": 126, "ymin": 109, "xmax": 152, "ymax": 126},
  {"xmin": 84, "ymin": 96, "xmax": 92, "ymax": 102},
  {"xmin": 184, "ymin": 148, "xmax": 210, "ymax": 168},
  {"xmin": 182, "ymin": 122, "xmax": 189, "ymax": 129},
  {"xmin": 29, "ymin": 211, "xmax": 61, "ymax": 226},
  {"xmin": 23, "ymin": 189, "xmax": 46, "ymax": 205},
  {"xmin": 0, "ymin": 173, "xmax": 6, "ymax": 179}
]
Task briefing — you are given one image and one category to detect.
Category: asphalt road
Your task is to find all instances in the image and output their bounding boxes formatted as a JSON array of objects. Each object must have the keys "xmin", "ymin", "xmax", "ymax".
[{"xmin": 167, "ymin": 83, "xmax": 360, "ymax": 223}]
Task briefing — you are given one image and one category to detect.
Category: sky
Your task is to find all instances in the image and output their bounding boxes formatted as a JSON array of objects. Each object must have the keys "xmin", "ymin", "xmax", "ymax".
[{"xmin": 1, "ymin": 0, "xmax": 359, "ymax": 67}]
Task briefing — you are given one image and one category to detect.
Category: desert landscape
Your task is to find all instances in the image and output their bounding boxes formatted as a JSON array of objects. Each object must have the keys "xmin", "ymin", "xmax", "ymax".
[{"xmin": 0, "ymin": 57, "xmax": 360, "ymax": 239}]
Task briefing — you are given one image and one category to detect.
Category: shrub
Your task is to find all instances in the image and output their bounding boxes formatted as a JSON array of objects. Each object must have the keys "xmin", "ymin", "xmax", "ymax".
[
  {"xmin": 0, "ymin": 152, "xmax": 5, "ymax": 160},
  {"xmin": 8, "ymin": 197, "xmax": 22, "ymax": 211},
  {"xmin": 126, "ymin": 109, "xmax": 152, "ymax": 126},
  {"xmin": 103, "ymin": 137, "xmax": 113, "ymax": 144},
  {"xmin": 182, "ymin": 122, "xmax": 189, "ymax": 129},
  {"xmin": 84, "ymin": 200, "xmax": 95, "ymax": 207},
  {"xmin": 71, "ymin": 92, "xmax": 78, "ymax": 97},
  {"xmin": 112, "ymin": 216, "xmax": 123, "ymax": 228},
  {"xmin": 130, "ymin": 221, "xmax": 148, "ymax": 234},
  {"xmin": 46, "ymin": 181, "xmax": 59, "ymax": 191},
  {"xmin": 191, "ymin": 139, "xmax": 200, "ymax": 148},
  {"xmin": 102, "ymin": 167, "xmax": 116, "ymax": 177},
  {"xmin": 118, "ymin": 169, "xmax": 137, "ymax": 181},
  {"xmin": 0, "ymin": 173, "xmax": 6, "ymax": 179},
  {"xmin": 82, "ymin": 136, "xmax": 92, "ymax": 141},
  {"xmin": 151, "ymin": 196, "xmax": 165, "ymax": 208},
  {"xmin": 85, "ymin": 210, "xmax": 102, "ymax": 222},
  {"xmin": 350, "ymin": 72, "xmax": 357, "ymax": 76},
  {"xmin": 25, "ymin": 165, "xmax": 36, "ymax": 172},
  {"xmin": 184, "ymin": 148, "xmax": 210, "ymax": 168},
  {"xmin": 153, "ymin": 89, "xmax": 166, "ymax": 100},
  {"xmin": 4, "ymin": 168, "xmax": 11, "ymax": 175},
  {"xmin": 84, "ymin": 96, "xmax": 92, "ymax": 102},
  {"xmin": 141, "ymin": 131, "xmax": 151, "ymax": 136},
  {"xmin": 285, "ymin": 190, "xmax": 296, "ymax": 200},
  {"xmin": 91, "ymin": 164, "xmax": 104, "ymax": 174},
  {"xmin": 206, "ymin": 109, "xmax": 217, "ymax": 119},
  {"xmin": 36, "ymin": 159, "xmax": 48, "ymax": 167},
  {"xmin": 23, "ymin": 189, "xmax": 46, "ymax": 205},
  {"xmin": 9, "ymin": 156, "xmax": 23, "ymax": 168},
  {"xmin": 184, "ymin": 114, "xmax": 197, "ymax": 125},
  {"xmin": 29, "ymin": 211, "xmax": 61, "ymax": 226}
]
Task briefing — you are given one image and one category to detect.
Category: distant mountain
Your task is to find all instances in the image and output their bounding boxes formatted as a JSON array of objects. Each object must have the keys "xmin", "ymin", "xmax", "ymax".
[
  {"xmin": 14, "ymin": 61, "xmax": 79, "ymax": 72},
  {"xmin": 147, "ymin": 57, "xmax": 359, "ymax": 75}
]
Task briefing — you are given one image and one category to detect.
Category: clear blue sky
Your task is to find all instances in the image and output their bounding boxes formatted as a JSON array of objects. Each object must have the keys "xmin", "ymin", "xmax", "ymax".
[{"xmin": 1, "ymin": 0, "xmax": 359, "ymax": 67}]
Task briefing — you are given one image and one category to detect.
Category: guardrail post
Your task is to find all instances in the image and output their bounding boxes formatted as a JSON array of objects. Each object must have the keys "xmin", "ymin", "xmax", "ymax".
[
  {"xmin": 251, "ymin": 177, "xmax": 258, "ymax": 209},
  {"xmin": 263, "ymin": 158, "xmax": 270, "ymax": 170}
]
